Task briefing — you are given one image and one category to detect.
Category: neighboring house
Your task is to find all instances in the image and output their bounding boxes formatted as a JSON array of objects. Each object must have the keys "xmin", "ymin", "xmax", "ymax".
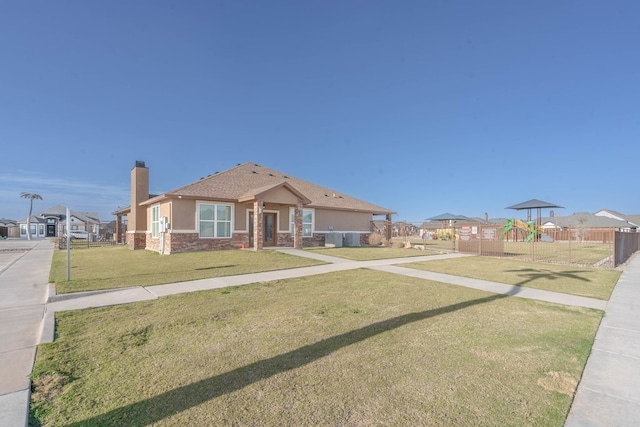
[
  {"xmin": 594, "ymin": 209, "xmax": 640, "ymax": 230},
  {"xmin": 0, "ymin": 218, "xmax": 19, "ymax": 238},
  {"xmin": 114, "ymin": 161, "xmax": 395, "ymax": 254},
  {"xmin": 17, "ymin": 206, "xmax": 101, "ymax": 239},
  {"xmin": 541, "ymin": 212, "xmax": 636, "ymax": 231}
]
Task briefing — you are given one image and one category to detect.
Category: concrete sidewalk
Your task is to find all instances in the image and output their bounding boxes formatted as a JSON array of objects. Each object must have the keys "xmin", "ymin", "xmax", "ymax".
[
  {"xmin": 0, "ymin": 240, "xmax": 53, "ymax": 427},
  {"xmin": 3, "ymin": 244, "xmax": 640, "ymax": 425},
  {"xmin": 565, "ymin": 253, "xmax": 640, "ymax": 426}
]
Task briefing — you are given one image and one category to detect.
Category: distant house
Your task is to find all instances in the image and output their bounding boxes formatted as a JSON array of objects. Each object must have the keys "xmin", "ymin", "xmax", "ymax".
[
  {"xmin": 114, "ymin": 161, "xmax": 394, "ymax": 254},
  {"xmin": 594, "ymin": 209, "xmax": 640, "ymax": 231},
  {"xmin": 17, "ymin": 206, "xmax": 101, "ymax": 239},
  {"xmin": 0, "ymin": 218, "xmax": 19, "ymax": 238},
  {"xmin": 541, "ymin": 212, "xmax": 636, "ymax": 231}
]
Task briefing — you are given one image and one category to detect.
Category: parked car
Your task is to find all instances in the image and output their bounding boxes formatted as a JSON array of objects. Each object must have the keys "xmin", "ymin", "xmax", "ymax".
[{"xmin": 68, "ymin": 230, "xmax": 89, "ymax": 240}]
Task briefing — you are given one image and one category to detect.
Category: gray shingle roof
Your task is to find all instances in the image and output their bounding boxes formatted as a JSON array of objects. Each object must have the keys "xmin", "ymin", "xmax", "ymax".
[
  {"xmin": 542, "ymin": 213, "xmax": 635, "ymax": 229},
  {"xmin": 506, "ymin": 199, "xmax": 564, "ymax": 210},
  {"xmin": 149, "ymin": 162, "xmax": 394, "ymax": 215}
]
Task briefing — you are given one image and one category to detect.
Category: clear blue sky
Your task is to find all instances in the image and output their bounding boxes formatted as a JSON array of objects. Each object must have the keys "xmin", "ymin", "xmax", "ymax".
[{"xmin": 1, "ymin": 1, "xmax": 639, "ymax": 224}]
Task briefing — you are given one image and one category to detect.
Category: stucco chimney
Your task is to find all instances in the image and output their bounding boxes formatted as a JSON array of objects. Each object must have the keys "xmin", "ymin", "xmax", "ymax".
[{"xmin": 128, "ymin": 161, "xmax": 149, "ymax": 249}]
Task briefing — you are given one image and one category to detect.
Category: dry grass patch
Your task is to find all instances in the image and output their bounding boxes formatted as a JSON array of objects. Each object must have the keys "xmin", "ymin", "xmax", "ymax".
[
  {"xmin": 32, "ymin": 269, "xmax": 601, "ymax": 426},
  {"xmin": 403, "ymin": 256, "xmax": 621, "ymax": 300},
  {"xmin": 50, "ymin": 246, "xmax": 324, "ymax": 294}
]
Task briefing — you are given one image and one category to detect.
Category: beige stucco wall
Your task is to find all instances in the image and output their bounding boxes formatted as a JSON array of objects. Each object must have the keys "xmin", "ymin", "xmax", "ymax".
[
  {"xmin": 314, "ymin": 209, "xmax": 372, "ymax": 232},
  {"xmin": 262, "ymin": 187, "xmax": 300, "ymax": 205},
  {"xmin": 170, "ymin": 199, "xmax": 196, "ymax": 230}
]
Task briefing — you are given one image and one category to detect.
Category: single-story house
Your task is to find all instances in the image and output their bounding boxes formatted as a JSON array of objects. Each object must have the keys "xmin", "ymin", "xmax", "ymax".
[
  {"xmin": 0, "ymin": 218, "xmax": 20, "ymax": 238},
  {"xmin": 114, "ymin": 161, "xmax": 395, "ymax": 254},
  {"xmin": 594, "ymin": 209, "xmax": 640, "ymax": 231},
  {"xmin": 17, "ymin": 206, "xmax": 101, "ymax": 239},
  {"xmin": 541, "ymin": 212, "xmax": 637, "ymax": 231}
]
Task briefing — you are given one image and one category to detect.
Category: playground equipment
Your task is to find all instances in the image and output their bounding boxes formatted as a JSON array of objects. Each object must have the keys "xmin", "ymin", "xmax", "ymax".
[{"xmin": 503, "ymin": 218, "xmax": 544, "ymax": 242}]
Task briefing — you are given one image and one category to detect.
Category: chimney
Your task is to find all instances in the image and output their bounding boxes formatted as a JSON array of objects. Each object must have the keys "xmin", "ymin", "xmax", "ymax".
[
  {"xmin": 129, "ymin": 161, "xmax": 149, "ymax": 248},
  {"xmin": 550, "ymin": 210, "xmax": 555, "ymax": 218},
  {"xmin": 484, "ymin": 212, "xmax": 488, "ymax": 222}
]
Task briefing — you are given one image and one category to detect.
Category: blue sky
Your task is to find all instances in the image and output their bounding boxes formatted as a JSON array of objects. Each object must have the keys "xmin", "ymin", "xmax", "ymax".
[{"xmin": 1, "ymin": 1, "xmax": 639, "ymax": 224}]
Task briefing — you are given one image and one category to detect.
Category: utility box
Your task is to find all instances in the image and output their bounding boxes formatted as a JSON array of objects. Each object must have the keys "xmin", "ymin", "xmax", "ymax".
[
  {"xmin": 344, "ymin": 233, "xmax": 361, "ymax": 247},
  {"xmin": 325, "ymin": 233, "xmax": 343, "ymax": 248}
]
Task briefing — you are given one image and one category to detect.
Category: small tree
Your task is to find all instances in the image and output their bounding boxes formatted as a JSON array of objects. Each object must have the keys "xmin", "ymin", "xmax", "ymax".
[{"xmin": 20, "ymin": 192, "xmax": 43, "ymax": 240}]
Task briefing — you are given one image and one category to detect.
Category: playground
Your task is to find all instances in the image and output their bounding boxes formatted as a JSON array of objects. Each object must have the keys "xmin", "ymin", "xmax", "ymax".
[{"xmin": 401, "ymin": 200, "xmax": 635, "ymax": 268}]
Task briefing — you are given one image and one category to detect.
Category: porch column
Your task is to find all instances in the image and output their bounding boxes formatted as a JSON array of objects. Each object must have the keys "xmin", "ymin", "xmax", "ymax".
[
  {"xmin": 253, "ymin": 199, "xmax": 264, "ymax": 251},
  {"xmin": 385, "ymin": 214, "xmax": 392, "ymax": 242},
  {"xmin": 115, "ymin": 215, "xmax": 122, "ymax": 243},
  {"xmin": 293, "ymin": 202, "xmax": 303, "ymax": 249}
]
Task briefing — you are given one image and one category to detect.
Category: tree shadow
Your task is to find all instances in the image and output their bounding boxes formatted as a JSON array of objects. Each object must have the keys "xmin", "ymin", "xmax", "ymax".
[
  {"xmin": 65, "ymin": 291, "xmax": 515, "ymax": 426},
  {"xmin": 504, "ymin": 268, "xmax": 591, "ymax": 287}
]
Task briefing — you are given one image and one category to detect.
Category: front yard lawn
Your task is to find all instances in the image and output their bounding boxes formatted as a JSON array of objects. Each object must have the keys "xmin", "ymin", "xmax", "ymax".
[
  {"xmin": 403, "ymin": 256, "xmax": 621, "ymax": 300},
  {"xmin": 50, "ymin": 247, "xmax": 324, "ymax": 294},
  {"xmin": 32, "ymin": 269, "xmax": 602, "ymax": 426},
  {"xmin": 306, "ymin": 246, "xmax": 435, "ymax": 261}
]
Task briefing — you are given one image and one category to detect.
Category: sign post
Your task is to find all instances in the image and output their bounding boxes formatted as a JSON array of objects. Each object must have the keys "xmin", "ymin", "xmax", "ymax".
[{"xmin": 66, "ymin": 207, "xmax": 71, "ymax": 281}]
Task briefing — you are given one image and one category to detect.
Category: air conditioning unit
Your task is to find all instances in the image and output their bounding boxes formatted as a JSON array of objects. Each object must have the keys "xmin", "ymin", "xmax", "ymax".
[
  {"xmin": 344, "ymin": 233, "xmax": 361, "ymax": 247},
  {"xmin": 325, "ymin": 233, "xmax": 343, "ymax": 248}
]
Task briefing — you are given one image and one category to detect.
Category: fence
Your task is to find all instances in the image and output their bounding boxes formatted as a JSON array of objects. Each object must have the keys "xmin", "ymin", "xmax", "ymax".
[
  {"xmin": 615, "ymin": 231, "xmax": 640, "ymax": 266},
  {"xmin": 58, "ymin": 238, "xmax": 119, "ymax": 250},
  {"xmin": 454, "ymin": 224, "xmax": 623, "ymax": 267}
]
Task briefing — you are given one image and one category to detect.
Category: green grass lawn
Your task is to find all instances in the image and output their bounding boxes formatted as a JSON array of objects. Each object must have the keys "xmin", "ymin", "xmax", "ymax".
[
  {"xmin": 403, "ymin": 256, "xmax": 621, "ymax": 300},
  {"xmin": 306, "ymin": 245, "xmax": 436, "ymax": 261},
  {"xmin": 50, "ymin": 247, "xmax": 324, "ymax": 294},
  {"xmin": 31, "ymin": 269, "xmax": 602, "ymax": 426}
]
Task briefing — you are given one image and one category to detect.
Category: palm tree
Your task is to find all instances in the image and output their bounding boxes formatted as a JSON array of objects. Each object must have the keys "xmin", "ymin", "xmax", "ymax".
[{"xmin": 20, "ymin": 192, "xmax": 43, "ymax": 240}]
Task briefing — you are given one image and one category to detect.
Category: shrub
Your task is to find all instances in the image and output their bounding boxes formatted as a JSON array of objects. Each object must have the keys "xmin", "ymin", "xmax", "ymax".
[
  {"xmin": 392, "ymin": 240, "xmax": 405, "ymax": 249},
  {"xmin": 368, "ymin": 233, "xmax": 383, "ymax": 246}
]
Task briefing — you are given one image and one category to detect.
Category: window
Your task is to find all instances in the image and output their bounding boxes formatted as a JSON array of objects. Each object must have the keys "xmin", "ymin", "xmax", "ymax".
[
  {"xmin": 290, "ymin": 208, "xmax": 313, "ymax": 237},
  {"xmin": 151, "ymin": 205, "xmax": 160, "ymax": 238},
  {"xmin": 199, "ymin": 203, "xmax": 232, "ymax": 238}
]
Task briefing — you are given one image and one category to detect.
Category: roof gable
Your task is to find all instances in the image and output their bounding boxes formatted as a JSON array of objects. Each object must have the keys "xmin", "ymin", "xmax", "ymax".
[{"xmin": 154, "ymin": 162, "xmax": 394, "ymax": 215}]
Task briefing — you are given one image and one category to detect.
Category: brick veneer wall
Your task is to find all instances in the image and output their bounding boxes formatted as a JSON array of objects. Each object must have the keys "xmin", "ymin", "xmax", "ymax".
[
  {"xmin": 126, "ymin": 232, "xmax": 147, "ymax": 250},
  {"xmin": 168, "ymin": 233, "xmax": 248, "ymax": 254}
]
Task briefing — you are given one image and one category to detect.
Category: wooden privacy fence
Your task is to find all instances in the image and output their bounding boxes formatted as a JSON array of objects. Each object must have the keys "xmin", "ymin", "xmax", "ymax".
[{"xmin": 455, "ymin": 224, "xmax": 636, "ymax": 267}]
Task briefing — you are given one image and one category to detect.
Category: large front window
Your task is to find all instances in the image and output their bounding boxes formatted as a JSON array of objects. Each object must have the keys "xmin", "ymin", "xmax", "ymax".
[
  {"xmin": 290, "ymin": 208, "xmax": 313, "ymax": 237},
  {"xmin": 151, "ymin": 205, "xmax": 160, "ymax": 238},
  {"xmin": 199, "ymin": 203, "xmax": 232, "ymax": 238}
]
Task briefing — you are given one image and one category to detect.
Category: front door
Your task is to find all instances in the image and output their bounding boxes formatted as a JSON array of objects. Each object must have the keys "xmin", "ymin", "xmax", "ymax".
[
  {"xmin": 249, "ymin": 213, "xmax": 277, "ymax": 247},
  {"xmin": 46, "ymin": 224, "xmax": 56, "ymax": 237}
]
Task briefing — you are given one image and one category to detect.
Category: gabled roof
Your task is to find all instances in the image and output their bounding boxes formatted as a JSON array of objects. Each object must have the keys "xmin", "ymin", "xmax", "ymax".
[
  {"xmin": 543, "ymin": 213, "xmax": 635, "ymax": 229},
  {"xmin": 595, "ymin": 209, "xmax": 640, "ymax": 227},
  {"xmin": 0, "ymin": 218, "xmax": 17, "ymax": 226},
  {"xmin": 506, "ymin": 199, "xmax": 564, "ymax": 210},
  {"xmin": 145, "ymin": 162, "xmax": 394, "ymax": 215},
  {"xmin": 19, "ymin": 205, "xmax": 100, "ymax": 224}
]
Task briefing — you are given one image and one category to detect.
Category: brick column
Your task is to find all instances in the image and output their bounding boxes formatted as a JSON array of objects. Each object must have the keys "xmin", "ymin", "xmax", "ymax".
[
  {"xmin": 385, "ymin": 214, "xmax": 392, "ymax": 242},
  {"xmin": 253, "ymin": 199, "xmax": 264, "ymax": 251},
  {"xmin": 293, "ymin": 202, "xmax": 303, "ymax": 249}
]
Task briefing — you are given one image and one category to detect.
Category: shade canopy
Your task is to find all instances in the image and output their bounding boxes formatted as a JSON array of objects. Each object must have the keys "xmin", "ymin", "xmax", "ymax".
[
  {"xmin": 505, "ymin": 199, "xmax": 563, "ymax": 210},
  {"xmin": 426, "ymin": 213, "xmax": 471, "ymax": 221}
]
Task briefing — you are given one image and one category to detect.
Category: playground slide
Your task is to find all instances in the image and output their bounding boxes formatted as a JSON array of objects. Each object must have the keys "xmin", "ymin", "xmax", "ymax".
[{"xmin": 513, "ymin": 219, "xmax": 542, "ymax": 234}]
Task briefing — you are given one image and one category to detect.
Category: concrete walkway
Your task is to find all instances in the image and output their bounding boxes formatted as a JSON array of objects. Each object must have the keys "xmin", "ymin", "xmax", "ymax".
[
  {"xmin": 565, "ymin": 252, "xmax": 640, "ymax": 426},
  {"xmin": 0, "ymin": 240, "xmax": 53, "ymax": 427},
  {"xmin": 1, "ymin": 243, "xmax": 639, "ymax": 425}
]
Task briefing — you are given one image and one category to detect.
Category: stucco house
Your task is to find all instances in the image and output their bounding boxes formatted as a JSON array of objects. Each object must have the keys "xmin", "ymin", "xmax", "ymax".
[
  {"xmin": 17, "ymin": 206, "xmax": 100, "ymax": 239},
  {"xmin": 114, "ymin": 161, "xmax": 394, "ymax": 254}
]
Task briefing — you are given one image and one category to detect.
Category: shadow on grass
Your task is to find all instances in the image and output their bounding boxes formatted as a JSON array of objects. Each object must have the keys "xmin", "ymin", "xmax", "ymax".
[
  {"xmin": 64, "ymin": 292, "xmax": 514, "ymax": 426},
  {"xmin": 506, "ymin": 269, "xmax": 591, "ymax": 287},
  {"xmin": 194, "ymin": 264, "xmax": 237, "ymax": 271}
]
